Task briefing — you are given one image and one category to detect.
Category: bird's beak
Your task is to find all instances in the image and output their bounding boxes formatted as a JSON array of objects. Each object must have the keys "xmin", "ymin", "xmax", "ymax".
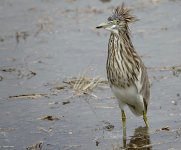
[{"xmin": 96, "ymin": 22, "xmax": 110, "ymax": 29}]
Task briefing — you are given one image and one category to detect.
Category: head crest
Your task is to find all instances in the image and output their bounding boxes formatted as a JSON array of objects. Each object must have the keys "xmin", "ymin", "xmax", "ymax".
[{"xmin": 113, "ymin": 3, "xmax": 138, "ymax": 23}]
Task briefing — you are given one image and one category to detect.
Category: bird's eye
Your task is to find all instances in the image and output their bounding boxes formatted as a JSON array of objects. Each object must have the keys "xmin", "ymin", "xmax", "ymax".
[{"xmin": 114, "ymin": 20, "xmax": 119, "ymax": 24}]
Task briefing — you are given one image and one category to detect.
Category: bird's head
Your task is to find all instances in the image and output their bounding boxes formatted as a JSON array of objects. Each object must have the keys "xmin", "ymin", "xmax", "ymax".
[{"xmin": 96, "ymin": 3, "xmax": 138, "ymax": 34}]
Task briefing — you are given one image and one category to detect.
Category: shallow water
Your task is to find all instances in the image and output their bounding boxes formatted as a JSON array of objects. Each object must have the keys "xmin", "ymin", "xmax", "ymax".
[{"xmin": 0, "ymin": 0, "xmax": 181, "ymax": 149}]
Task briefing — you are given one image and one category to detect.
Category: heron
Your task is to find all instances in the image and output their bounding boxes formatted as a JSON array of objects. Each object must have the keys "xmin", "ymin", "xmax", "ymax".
[{"xmin": 96, "ymin": 4, "xmax": 150, "ymax": 128}]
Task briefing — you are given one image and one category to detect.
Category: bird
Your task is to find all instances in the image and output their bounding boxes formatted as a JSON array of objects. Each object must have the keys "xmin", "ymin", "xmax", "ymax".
[{"xmin": 96, "ymin": 3, "xmax": 150, "ymax": 128}]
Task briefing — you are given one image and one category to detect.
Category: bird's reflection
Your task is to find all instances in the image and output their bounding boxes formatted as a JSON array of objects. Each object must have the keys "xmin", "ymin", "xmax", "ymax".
[{"xmin": 122, "ymin": 126, "xmax": 152, "ymax": 149}]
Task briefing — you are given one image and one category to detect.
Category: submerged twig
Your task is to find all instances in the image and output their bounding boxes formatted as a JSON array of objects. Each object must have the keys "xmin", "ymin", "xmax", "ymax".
[
  {"xmin": 8, "ymin": 93, "xmax": 48, "ymax": 100},
  {"xmin": 39, "ymin": 115, "xmax": 62, "ymax": 121},
  {"xmin": 26, "ymin": 141, "xmax": 43, "ymax": 150}
]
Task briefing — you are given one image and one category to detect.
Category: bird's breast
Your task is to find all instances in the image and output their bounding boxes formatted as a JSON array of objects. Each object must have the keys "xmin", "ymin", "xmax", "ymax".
[
  {"xmin": 106, "ymin": 57, "xmax": 136, "ymax": 88},
  {"xmin": 111, "ymin": 84, "xmax": 142, "ymax": 105}
]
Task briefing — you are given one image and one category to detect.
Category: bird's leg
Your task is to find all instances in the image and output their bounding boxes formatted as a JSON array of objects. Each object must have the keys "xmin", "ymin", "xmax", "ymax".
[
  {"xmin": 121, "ymin": 110, "xmax": 126, "ymax": 129},
  {"xmin": 122, "ymin": 130, "xmax": 127, "ymax": 148},
  {"xmin": 121, "ymin": 110, "xmax": 127, "ymax": 147},
  {"xmin": 143, "ymin": 111, "xmax": 149, "ymax": 127}
]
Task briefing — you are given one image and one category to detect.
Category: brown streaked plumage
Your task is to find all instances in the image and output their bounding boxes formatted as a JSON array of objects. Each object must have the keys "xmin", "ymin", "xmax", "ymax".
[{"xmin": 96, "ymin": 3, "xmax": 150, "ymax": 128}]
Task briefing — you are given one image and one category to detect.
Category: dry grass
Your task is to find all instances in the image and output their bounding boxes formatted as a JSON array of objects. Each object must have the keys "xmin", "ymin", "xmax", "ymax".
[
  {"xmin": 64, "ymin": 76, "xmax": 108, "ymax": 94},
  {"xmin": 73, "ymin": 76, "xmax": 102, "ymax": 92},
  {"xmin": 148, "ymin": 65, "xmax": 181, "ymax": 77},
  {"xmin": 147, "ymin": 65, "xmax": 181, "ymax": 72},
  {"xmin": 63, "ymin": 69, "xmax": 108, "ymax": 95}
]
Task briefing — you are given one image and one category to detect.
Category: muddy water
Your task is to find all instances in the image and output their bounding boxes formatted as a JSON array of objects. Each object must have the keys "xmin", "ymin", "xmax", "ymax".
[{"xmin": 0, "ymin": 0, "xmax": 181, "ymax": 149}]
